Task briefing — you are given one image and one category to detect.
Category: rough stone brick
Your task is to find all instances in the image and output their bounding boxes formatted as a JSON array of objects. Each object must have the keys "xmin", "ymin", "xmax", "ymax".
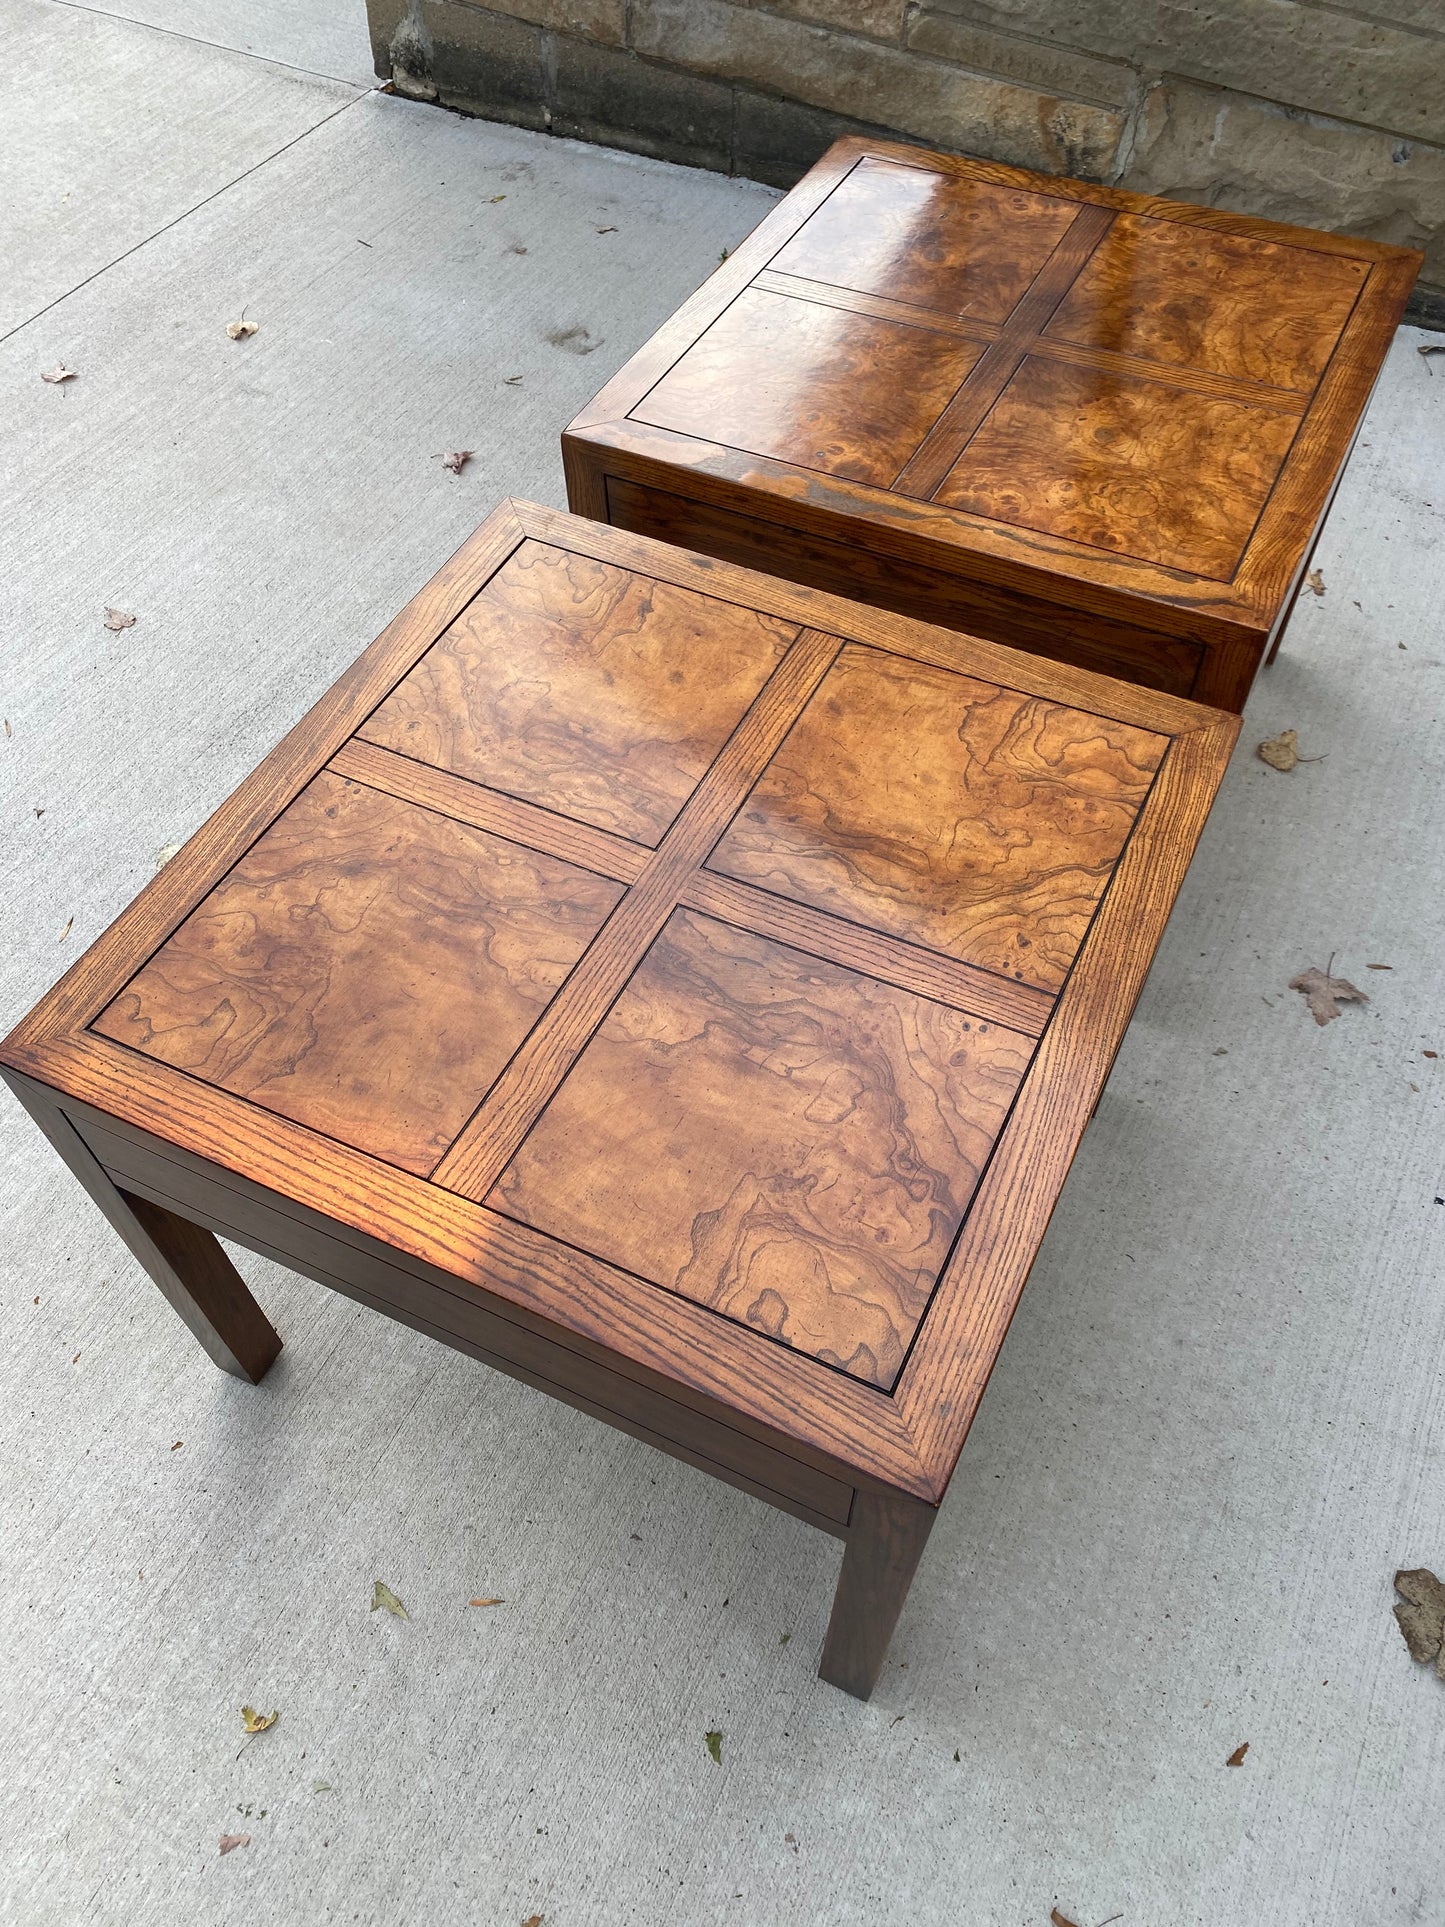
[
  {"xmin": 631, "ymin": 0, "xmax": 1126, "ymax": 178},
  {"xmin": 905, "ymin": 11, "xmax": 1135, "ymax": 110},
  {"xmin": 729, "ymin": 0, "xmax": 908, "ymax": 43},
  {"xmin": 732, "ymin": 87, "xmax": 908, "ymax": 187},
  {"xmin": 552, "ymin": 36, "xmax": 734, "ymax": 171},
  {"xmin": 914, "ymin": 0, "xmax": 1443, "ymax": 145},
  {"xmin": 415, "ymin": 2, "xmax": 549, "ymax": 126},
  {"xmin": 501, "ymin": 0, "xmax": 625, "ymax": 45},
  {"xmin": 1124, "ymin": 77, "xmax": 1445, "ymax": 293}
]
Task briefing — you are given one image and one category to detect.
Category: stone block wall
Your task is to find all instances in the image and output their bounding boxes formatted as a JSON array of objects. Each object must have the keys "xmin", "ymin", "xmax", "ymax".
[{"xmin": 366, "ymin": 0, "xmax": 1445, "ymax": 322}]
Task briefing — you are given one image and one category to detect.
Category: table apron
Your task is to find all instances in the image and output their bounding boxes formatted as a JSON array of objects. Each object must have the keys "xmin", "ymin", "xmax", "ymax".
[{"xmin": 71, "ymin": 1113, "xmax": 855, "ymax": 1534}]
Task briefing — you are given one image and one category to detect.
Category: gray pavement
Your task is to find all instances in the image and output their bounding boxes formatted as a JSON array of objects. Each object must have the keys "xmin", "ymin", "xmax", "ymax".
[{"xmin": 2, "ymin": 4, "xmax": 1443, "ymax": 1922}]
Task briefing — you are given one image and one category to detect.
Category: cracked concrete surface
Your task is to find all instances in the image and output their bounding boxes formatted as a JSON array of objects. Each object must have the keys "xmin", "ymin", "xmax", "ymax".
[{"xmin": 2, "ymin": 3, "xmax": 1443, "ymax": 1922}]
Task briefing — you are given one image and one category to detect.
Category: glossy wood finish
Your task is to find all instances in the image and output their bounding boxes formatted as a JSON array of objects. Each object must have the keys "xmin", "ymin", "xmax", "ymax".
[
  {"xmin": 2, "ymin": 501, "xmax": 1240, "ymax": 1699},
  {"xmin": 95, "ymin": 772, "xmax": 623, "ymax": 1176},
  {"xmin": 710, "ymin": 643, "xmax": 1166, "ymax": 993},
  {"xmin": 361, "ymin": 539, "xmax": 793, "ymax": 845},
  {"xmin": 564, "ymin": 138, "xmax": 1419, "ymax": 713},
  {"xmin": 493, "ymin": 908, "xmax": 1030, "ymax": 1389}
]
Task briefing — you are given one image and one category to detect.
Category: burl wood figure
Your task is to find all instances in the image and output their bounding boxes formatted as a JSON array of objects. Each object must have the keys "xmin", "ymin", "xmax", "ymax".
[
  {"xmin": 1, "ymin": 503, "xmax": 1238, "ymax": 1698},
  {"xmin": 564, "ymin": 138, "xmax": 1420, "ymax": 713}
]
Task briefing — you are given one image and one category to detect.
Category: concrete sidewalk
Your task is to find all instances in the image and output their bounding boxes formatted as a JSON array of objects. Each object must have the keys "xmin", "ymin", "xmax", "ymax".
[{"xmin": 2, "ymin": 4, "xmax": 1443, "ymax": 1923}]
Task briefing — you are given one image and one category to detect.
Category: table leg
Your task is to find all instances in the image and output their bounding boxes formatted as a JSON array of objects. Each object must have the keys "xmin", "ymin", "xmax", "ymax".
[
  {"xmin": 14, "ymin": 1080, "xmax": 281, "ymax": 1384},
  {"xmin": 818, "ymin": 1486, "xmax": 938, "ymax": 1700}
]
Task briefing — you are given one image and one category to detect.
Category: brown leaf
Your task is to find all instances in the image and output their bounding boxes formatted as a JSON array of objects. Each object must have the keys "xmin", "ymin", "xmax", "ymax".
[
  {"xmin": 1226, "ymin": 1742, "xmax": 1249, "ymax": 1767},
  {"xmin": 468, "ymin": 1596, "xmax": 504, "ymax": 1607},
  {"xmin": 171, "ymin": 1440, "xmax": 182, "ymax": 1450},
  {"xmin": 58, "ymin": 916, "xmax": 72, "ymax": 941},
  {"xmin": 226, "ymin": 318, "xmax": 258, "ymax": 339},
  {"xmin": 1257, "ymin": 728, "xmax": 1299, "ymax": 772},
  {"xmin": 1393, "ymin": 1568, "xmax": 1445, "ymax": 1676},
  {"xmin": 41, "ymin": 363, "xmax": 76, "ymax": 383},
  {"xmin": 219, "ymin": 1833, "xmax": 250, "ymax": 1855},
  {"xmin": 1425, "ymin": 1050, "xmax": 1439, "ymax": 1060},
  {"xmin": 1366, "ymin": 963, "xmax": 1393, "ymax": 970},
  {"xmin": 240, "ymin": 1706, "xmax": 278, "ymax": 1735},
  {"xmin": 1306, "ymin": 567, "xmax": 1325, "ymax": 596},
  {"xmin": 520, "ymin": 1915, "xmax": 545, "ymax": 1927},
  {"xmin": 103, "ymin": 608, "xmax": 136, "ymax": 631},
  {"xmin": 1050, "ymin": 1911, "xmax": 1081, "ymax": 1927},
  {"xmin": 439, "ymin": 450, "xmax": 472, "ymax": 474},
  {"xmin": 1288, "ymin": 965, "xmax": 1368, "ymax": 1026}
]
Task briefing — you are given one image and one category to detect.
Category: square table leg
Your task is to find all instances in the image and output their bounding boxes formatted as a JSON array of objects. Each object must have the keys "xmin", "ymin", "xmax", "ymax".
[
  {"xmin": 11, "ymin": 1077, "xmax": 282, "ymax": 1385},
  {"xmin": 819, "ymin": 1486, "xmax": 938, "ymax": 1700}
]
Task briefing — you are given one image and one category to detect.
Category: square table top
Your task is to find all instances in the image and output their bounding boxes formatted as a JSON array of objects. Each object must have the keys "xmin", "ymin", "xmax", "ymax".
[
  {"xmin": 566, "ymin": 137, "xmax": 1419, "ymax": 652},
  {"xmin": 2, "ymin": 502, "xmax": 1238, "ymax": 1501}
]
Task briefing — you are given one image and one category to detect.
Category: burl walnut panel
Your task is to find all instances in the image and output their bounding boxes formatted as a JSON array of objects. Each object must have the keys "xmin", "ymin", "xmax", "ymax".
[
  {"xmin": 565, "ymin": 138, "xmax": 1419, "ymax": 713},
  {"xmin": 769, "ymin": 157, "xmax": 1078, "ymax": 321},
  {"xmin": 711, "ymin": 645, "xmax": 1166, "ymax": 994},
  {"xmin": 362, "ymin": 539, "xmax": 795, "ymax": 845},
  {"xmin": 493, "ymin": 908, "xmax": 1030, "ymax": 1389},
  {"xmin": 3, "ymin": 501, "xmax": 1242, "ymax": 1699},
  {"xmin": 935, "ymin": 357, "xmax": 1302, "ymax": 580},
  {"xmin": 631, "ymin": 288, "xmax": 985, "ymax": 490},
  {"xmin": 94, "ymin": 772, "xmax": 623, "ymax": 1174}
]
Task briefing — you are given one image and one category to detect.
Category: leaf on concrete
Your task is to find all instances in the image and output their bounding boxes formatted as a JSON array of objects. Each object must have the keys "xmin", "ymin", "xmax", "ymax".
[
  {"xmin": 240, "ymin": 1706, "xmax": 278, "ymax": 1735},
  {"xmin": 521, "ymin": 1915, "xmax": 545, "ymax": 1927},
  {"xmin": 468, "ymin": 1596, "xmax": 503, "ymax": 1607},
  {"xmin": 705, "ymin": 1730, "xmax": 723, "ymax": 1764},
  {"xmin": 1393, "ymin": 1568, "xmax": 1445, "ymax": 1677},
  {"xmin": 1226, "ymin": 1742, "xmax": 1249, "ymax": 1766},
  {"xmin": 58, "ymin": 916, "xmax": 72, "ymax": 941},
  {"xmin": 4, "ymin": 718, "xmax": 10, "ymax": 737},
  {"xmin": 1306, "ymin": 568, "xmax": 1325, "ymax": 596},
  {"xmin": 503, "ymin": 375, "xmax": 523, "ymax": 384},
  {"xmin": 226, "ymin": 318, "xmax": 258, "ymax": 339},
  {"xmin": 1366, "ymin": 963, "xmax": 1393, "ymax": 970},
  {"xmin": 1419, "ymin": 344, "xmax": 1445, "ymax": 370},
  {"xmin": 439, "ymin": 450, "xmax": 473, "ymax": 474},
  {"xmin": 41, "ymin": 363, "xmax": 77, "ymax": 383},
  {"xmin": 103, "ymin": 608, "xmax": 136, "ymax": 631},
  {"xmin": 489, "ymin": 194, "xmax": 506, "ymax": 203},
  {"xmin": 1257, "ymin": 728, "xmax": 1299, "ymax": 771},
  {"xmin": 371, "ymin": 1580, "xmax": 409, "ymax": 1619},
  {"xmin": 596, "ymin": 225, "xmax": 618, "ymax": 233},
  {"xmin": 1288, "ymin": 966, "xmax": 1368, "ymax": 1026},
  {"xmin": 1050, "ymin": 1910, "xmax": 1081, "ymax": 1927},
  {"xmin": 219, "ymin": 1834, "xmax": 250, "ymax": 1855}
]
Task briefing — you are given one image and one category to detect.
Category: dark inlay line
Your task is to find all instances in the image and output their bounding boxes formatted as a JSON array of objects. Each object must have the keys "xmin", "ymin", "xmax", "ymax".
[
  {"xmin": 892, "ymin": 203, "xmax": 1117, "ymax": 500},
  {"xmin": 430, "ymin": 627, "xmax": 844, "ymax": 1202},
  {"xmin": 679, "ymin": 871, "xmax": 1052, "ymax": 1037},
  {"xmin": 329, "ymin": 738, "xmax": 650, "ymax": 885},
  {"xmin": 751, "ymin": 270, "xmax": 1005, "ymax": 347}
]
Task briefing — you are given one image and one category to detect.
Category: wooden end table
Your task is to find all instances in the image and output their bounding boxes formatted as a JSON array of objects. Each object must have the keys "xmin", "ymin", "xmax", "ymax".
[
  {"xmin": 563, "ymin": 137, "xmax": 1419, "ymax": 713},
  {"xmin": 2, "ymin": 502, "xmax": 1237, "ymax": 1697}
]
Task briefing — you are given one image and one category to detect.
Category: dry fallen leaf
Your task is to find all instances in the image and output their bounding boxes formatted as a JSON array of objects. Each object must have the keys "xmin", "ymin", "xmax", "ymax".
[
  {"xmin": 1050, "ymin": 1911, "xmax": 1081, "ymax": 1927},
  {"xmin": 170, "ymin": 1439, "xmax": 183, "ymax": 1451},
  {"xmin": 596, "ymin": 224, "xmax": 618, "ymax": 233},
  {"xmin": 1395, "ymin": 1568, "xmax": 1445, "ymax": 1677},
  {"xmin": 1226, "ymin": 1742, "xmax": 1249, "ymax": 1767},
  {"xmin": 219, "ymin": 1833, "xmax": 250, "ymax": 1855},
  {"xmin": 1289, "ymin": 965, "xmax": 1368, "ymax": 1027},
  {"xmin": 371, "ymin": 1580, "xmax": 409, "ymax": 1619},
  {"xmin": 41, "ymin": 363, "xmax": 77, "ymax": 384},
  {"xmin": 520, "ymin": 1915, "xmax": 545, "ymax": 1927},
  {"xmin": 1306, "ymin": 567, "xmax": 1325, "ymax": 596},
  {"xmin": 439, "ymin": 450, "xmax": 472, "ymax": 474},
  {"xmin": 468, "ymin": 1596, "xmax": 504, "ymax": 1607},
  {"xmin": 705, "ymin": 1729, "xmax": 723, "ymax": 1764},
  {"xmin": 240, "ymin": 1706, "xmax": 278, "ymax": 1735},
  {"xmin": 1366, "ymin": 963, "xmax": 1393, "ymax": 970},
  {"xmin": 3, "ymin": 718, "xmax": 10, "ymax": 737},
  {"xmin": 1257, "ymin": 728, "xmax": 1299, "ymax": 772},
  {"xmin": 58, "ymin": 916, "xmax": 72, "ymax": 941},
  {"xmin": 103, "ymin": 608, "xmax": 136, "ymax": 632},
  {"xmin": 226, "ymin": 317, "xmax": 258, "ymax": 339},
  {"xmin": 1424, "ymin": 1050, "xmax": 1439, "ymax": 1060},
  {"xmin": 1420, "ymin": 344, "xmax": 1445, "ymax": 371}
]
